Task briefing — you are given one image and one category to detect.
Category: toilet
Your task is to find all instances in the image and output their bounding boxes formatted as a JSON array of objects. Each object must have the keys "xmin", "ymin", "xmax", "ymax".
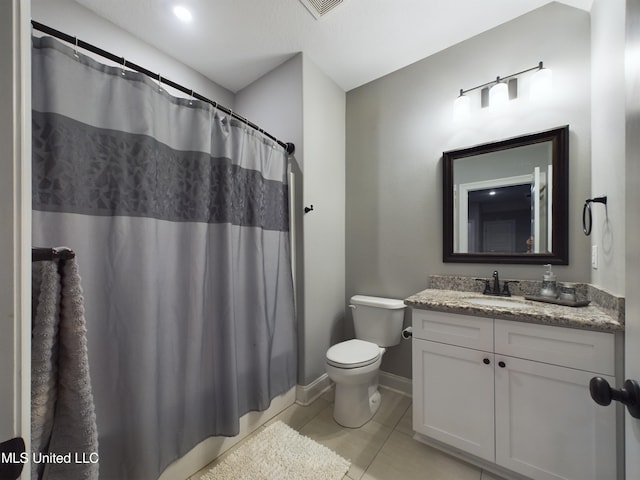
[{"xmin": 325, "ymin": 295, "xmax": 406, "ymax": 428}]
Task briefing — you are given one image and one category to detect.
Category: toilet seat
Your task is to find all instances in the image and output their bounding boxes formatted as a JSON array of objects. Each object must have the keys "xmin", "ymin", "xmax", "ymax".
[{"xmin": 326, "ymin": 339, "xmax": 381, "ymax": 369}]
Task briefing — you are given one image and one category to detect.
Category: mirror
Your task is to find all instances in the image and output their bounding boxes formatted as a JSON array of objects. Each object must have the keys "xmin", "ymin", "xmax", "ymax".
[{"xmin": 443, "ymin": 126, "xmax": 569, "ymax": 264}]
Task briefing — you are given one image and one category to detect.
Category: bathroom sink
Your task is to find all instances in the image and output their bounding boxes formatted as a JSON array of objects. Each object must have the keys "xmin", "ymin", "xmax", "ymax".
[{"xmin": 465, "ymin": 297, "xmax": 529, "ymax": 309}]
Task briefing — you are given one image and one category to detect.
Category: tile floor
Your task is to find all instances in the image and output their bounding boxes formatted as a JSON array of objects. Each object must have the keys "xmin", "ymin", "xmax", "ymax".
[{"xmin": 188, "ymin": 388, "xmax": 506, "ymax": 480}]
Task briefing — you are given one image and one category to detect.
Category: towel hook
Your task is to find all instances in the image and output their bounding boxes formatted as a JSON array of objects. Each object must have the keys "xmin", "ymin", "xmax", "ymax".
[{"xmin": 583, "ymin": 196, "xmax": 607, "ymax": 236}]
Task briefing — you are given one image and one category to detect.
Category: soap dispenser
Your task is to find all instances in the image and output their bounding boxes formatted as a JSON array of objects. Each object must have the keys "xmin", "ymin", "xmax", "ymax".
[{"xmin": 540, "ymin": 264, "xmax": 558, "ymax": 298}]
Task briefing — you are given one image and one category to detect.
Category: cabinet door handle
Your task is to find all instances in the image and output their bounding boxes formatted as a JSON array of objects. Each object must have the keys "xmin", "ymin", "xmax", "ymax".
[
  {"xmin": 589, "ymin": 377, "xmax": 640, "ymax": 419},
  {"xmin": 483, "ymin": 358, "xmax": 490, "ymax": 365},
  {"xmin": 498, "ymin": 361, "xmax": 506, "ymax": 368}
]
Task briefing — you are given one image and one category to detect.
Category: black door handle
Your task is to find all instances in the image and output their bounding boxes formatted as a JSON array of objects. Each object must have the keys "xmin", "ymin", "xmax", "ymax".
[
  {"xmin": 589, "ymin": 377, "xmax": 640, "ymax": 419},
  {"xmin": 0, "ymin": 437, "xmax": 25, "ymax": 479}
]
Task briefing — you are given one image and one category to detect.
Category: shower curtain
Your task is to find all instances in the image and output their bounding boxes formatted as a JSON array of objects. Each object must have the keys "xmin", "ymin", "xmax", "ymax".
[{"xmin": 31, "ymin": 36, "xmax": 296, "ymax": 480}]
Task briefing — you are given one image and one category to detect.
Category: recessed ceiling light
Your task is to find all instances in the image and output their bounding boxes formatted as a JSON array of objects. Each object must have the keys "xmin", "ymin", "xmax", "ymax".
[{"xmin": 173, "ymin": 5, "xmax": 193, "ymax": 23}]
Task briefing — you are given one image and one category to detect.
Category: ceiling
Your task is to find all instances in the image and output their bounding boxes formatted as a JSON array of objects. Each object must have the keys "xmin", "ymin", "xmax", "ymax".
[{"xmin": 74, "ymin": 0, "xmax": 593, "ymax": 93}]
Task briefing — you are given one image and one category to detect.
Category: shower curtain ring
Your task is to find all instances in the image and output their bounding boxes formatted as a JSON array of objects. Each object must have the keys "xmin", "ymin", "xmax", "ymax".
[
  {"xmin": 189, "ymin": 90, "xmax": 194, "ymax": 105},
  {"xmin": 121, "ymin": 58, "xmax": 126, "ymax": 76},
  {"xmin": 73, "ymin": 36, "xmax": 79, "ymax": 59},
  {"xmin": 157, "ymin": 74, "xmax": 163, "ymax": 92}
]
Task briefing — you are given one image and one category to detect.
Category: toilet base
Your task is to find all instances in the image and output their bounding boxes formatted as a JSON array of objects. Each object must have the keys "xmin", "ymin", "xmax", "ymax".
[{"xmin": 333, "ymin": 383, "xmax": 382, "ymax": 428}]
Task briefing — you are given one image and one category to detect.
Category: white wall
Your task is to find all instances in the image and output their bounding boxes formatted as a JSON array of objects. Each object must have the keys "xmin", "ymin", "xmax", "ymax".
[
  {"xmin": 590, "ymin": 0, "xmax": 626, "ymax": 296},
  {"xmin": 346, "ymin": 2, "xmax": 591, "ymax": 378},
  {"xmin": 31, "ymin": 0, "xmax": 234, "ymax": 106}
]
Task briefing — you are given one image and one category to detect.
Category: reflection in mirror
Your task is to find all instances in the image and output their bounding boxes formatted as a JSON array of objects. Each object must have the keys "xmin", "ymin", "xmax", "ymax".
[
  {"xmin": 455, "ymin": 143, "xmax": 551, "ymax": 254},
  {"xmin": 443, "ymin": 126, "xmax": 568, "ymax": 264}
]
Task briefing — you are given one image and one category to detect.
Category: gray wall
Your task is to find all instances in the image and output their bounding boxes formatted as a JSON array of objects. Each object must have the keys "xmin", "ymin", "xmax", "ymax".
[
  {"xmin": 346, "ymin": 3, "xmax": 592, "ymax": 378},
  {"xmin": 299, "ymin": 56, "xmax": 346, "ymax": 385}
]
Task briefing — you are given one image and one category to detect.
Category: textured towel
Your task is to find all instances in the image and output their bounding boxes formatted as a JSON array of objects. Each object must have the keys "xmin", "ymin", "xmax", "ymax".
[
  {"xmin": 31, "ymin": 261, "xmax": 61, "ymax": 480},
  {"xmin": 31, "ymin": 258, "xmax": 99, "ymax": 480}
]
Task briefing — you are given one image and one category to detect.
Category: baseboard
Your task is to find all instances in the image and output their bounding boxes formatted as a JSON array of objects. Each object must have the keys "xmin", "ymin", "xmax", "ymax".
[
  {"xmin": 295, "ymin": 373, "xmax": 333, "ymax": 406},
  {"xmin": 159, "ymin": 387, "xmax": 296, "ymax": 480},
  {"xmin": 379, "ymin": 371, "xmax": 412, "ymax": 397}
]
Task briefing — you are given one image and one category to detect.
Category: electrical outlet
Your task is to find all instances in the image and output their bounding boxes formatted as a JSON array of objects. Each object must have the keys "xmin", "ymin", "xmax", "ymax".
[{"xmin": 592, "ymin": 245, "xmax": 598, "ymax": 270}]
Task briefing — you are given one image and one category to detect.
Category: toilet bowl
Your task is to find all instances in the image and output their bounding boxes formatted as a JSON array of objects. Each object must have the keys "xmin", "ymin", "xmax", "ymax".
[
  {"xmin": 326, "ymin": 339, "xmax": 385, "ymax": 428},
  {"xmin": 325, "ymin": 295, "xmax": 406, "ymax": 428}
]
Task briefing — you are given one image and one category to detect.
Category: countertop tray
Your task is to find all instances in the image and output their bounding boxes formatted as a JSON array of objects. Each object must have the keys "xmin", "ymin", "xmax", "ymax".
[{"xmin": 524, "ymin": 295, "xmax": 591, "ymax": 308}]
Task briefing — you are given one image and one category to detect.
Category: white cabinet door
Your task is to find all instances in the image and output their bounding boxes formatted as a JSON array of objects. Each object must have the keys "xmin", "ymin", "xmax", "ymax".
[
  {"xmin": 413, "ymin": 339, "xmax": 495, "ymax": 462},
  {"xmin": 495, "ymin": 355, "xmax": 617, "ymax": 480}
]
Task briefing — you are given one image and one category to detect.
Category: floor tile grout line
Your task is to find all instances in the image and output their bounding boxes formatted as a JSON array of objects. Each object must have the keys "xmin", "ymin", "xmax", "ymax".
[{"xmin": 356, "ymin": 418, "xmax": 399, "ymax": 479}]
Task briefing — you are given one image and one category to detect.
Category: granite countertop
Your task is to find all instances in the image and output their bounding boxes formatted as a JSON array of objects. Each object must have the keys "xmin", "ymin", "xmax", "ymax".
[{"xmin": 405, "ymin": 288, "xmax": 624, "ymax": 333}]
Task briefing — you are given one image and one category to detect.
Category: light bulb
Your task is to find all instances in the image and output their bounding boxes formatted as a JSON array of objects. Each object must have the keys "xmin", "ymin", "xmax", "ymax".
[
  {"xmin": 453, "ymin": 94, "xmax": 471, "ymax": 121},
  {"xmin": 489, "ymin": 82, "xmax": 509, "ymax": 109},
  {"xmin": 530, "ymin": 67, "xmax": 552, "ymax": 101}
]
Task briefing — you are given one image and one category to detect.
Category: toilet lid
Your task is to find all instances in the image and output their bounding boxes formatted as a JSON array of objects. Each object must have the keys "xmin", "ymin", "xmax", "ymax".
[{"xmin": 326, "ymin": 339, "xmax": 381, "ymax": 368}]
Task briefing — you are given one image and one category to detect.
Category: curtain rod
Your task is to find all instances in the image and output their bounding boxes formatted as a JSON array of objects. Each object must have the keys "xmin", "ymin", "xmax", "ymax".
[
  {"xmin": 31, "ymin": 20, "xmax": 295, "ymax": 155},
  {"xmin": 32, "ymin": 247, "xmax": 76, "ymax": 262}
]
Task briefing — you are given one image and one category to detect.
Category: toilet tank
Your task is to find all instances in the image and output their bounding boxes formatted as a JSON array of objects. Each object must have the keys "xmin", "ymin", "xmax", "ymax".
[{"xmin": 350, "ymin": 295, "xmax": 406, "ymax": 347}]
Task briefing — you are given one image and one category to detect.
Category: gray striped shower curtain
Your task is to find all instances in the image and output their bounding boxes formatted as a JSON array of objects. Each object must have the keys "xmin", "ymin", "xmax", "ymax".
[{"xmin": 31, "ymin": 36, "xmax": 296, "ymax": 480}]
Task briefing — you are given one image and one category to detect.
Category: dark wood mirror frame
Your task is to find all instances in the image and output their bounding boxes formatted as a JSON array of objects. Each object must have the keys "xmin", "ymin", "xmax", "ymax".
[{"xmin": 443, "ymin": 125, "xmax": 569, "ymax": 265}]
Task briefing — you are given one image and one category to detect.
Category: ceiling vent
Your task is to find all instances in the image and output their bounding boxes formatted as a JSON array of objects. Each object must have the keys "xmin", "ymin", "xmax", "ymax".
[{"xmin": 299, "ymin": 0, "xmax": 345, "ymax": 20}]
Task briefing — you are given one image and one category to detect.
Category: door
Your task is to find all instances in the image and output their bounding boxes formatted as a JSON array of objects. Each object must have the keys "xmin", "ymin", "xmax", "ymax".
[
  {"xmin": 495, "ymin": 356, "xmax": 616, "ymax": 480},
  {"xmin": 413, "ymin": 339, "xmax": 495, "ymax": 462},
  {"xmin": 482, "ymin": 219, "xmax": 516, "ymax": 253},
  {"xmin": 626, "ymin": 0, "xmax": 640, "ymax": 477},
  {"xmin": 0, "ymin": 0, "xmax": 31, "ymax": 478}
]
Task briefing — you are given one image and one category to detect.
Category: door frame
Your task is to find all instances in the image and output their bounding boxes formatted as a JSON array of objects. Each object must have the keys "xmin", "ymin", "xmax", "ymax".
[
  {"xmin": 625, "ymin": 1, "xmax": 640, "ymax": 478},
  {"xmin": 0, "ymin": 0, "xmax": 32, "ymax": 477},
  {"xmin": 458, "ymin": 174, "xmax": 532, "ymax": 253}
]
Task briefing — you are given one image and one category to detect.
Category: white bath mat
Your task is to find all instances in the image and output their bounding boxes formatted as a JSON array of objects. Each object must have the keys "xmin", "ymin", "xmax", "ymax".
[{"xmin": 199, "ymin": 420, "xmax": 350, "ymax": 480}]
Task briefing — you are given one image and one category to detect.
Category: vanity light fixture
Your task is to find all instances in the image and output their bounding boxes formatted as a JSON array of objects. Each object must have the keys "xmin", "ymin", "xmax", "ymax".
[{"xmin": 454, "ymin": 61, "xmax": 551, "ymax": 118}]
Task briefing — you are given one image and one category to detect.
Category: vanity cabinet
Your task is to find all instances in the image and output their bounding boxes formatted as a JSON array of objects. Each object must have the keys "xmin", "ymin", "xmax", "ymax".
[{"xmin": 412, "ymin": 309, "xmax": 618, "ymax": 480}]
